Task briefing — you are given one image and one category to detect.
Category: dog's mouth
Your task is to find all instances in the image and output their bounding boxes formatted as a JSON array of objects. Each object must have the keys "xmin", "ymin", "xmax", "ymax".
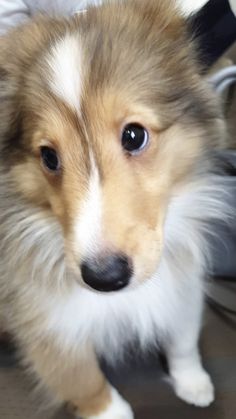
[{"xmin": 79, "ymin": 254, "xmax": 133, "ymax": 293}]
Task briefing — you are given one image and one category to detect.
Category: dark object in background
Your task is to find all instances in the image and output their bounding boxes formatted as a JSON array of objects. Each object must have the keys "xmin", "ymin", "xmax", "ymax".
[
  {"xmin": 190, "ymin": 1, "xmax": 236, "ymax": 279},
  {"xmin": 209, "ymin": 153, "xmax": 236, "ymax": 278},
  {"xmin": 190, "ymin": 0, "xmax": 236, "ymax": 67}
]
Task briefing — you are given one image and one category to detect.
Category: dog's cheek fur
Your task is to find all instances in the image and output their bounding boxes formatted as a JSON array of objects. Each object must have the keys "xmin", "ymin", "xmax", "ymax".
[{"xmin": 10, "ymin": 161, "xmax": 52, "ymax": 206}]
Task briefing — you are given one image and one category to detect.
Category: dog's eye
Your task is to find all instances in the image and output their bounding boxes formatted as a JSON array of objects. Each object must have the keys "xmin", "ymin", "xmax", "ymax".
[
  {"xmin": 121, "ymin": 123, "xmax": 149, "ymax": 154},
  {"xmin": 40, "ymin": 146, "xmax": 60, "ymax": 172}
]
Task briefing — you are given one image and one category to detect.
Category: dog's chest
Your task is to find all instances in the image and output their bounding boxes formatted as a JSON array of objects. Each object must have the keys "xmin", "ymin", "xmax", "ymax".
[{"xmin": 43, "ymin": 268, "xmax": 181, "ymax": 356}]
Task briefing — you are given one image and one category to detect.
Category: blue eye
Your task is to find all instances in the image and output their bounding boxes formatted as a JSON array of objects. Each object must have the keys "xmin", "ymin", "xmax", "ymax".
[
  {"xmin": 121, "ymin": 123, "xmax": 149, "ymax": 154},
  {"xmin": 40, "ymin": 146, "xmax": 60, "ymax": 172}
]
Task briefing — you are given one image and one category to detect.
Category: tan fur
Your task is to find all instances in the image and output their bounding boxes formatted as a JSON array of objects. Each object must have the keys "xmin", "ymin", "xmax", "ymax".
[
  {"xmin": 0, "ymin": 0, "xmax": 229, "ymax": 416},
  {"xmin": 26, "ymin": 340, "xmax": 111, "ymax": 417}
]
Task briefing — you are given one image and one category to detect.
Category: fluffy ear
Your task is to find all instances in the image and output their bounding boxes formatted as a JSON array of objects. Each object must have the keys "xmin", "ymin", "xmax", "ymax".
[
  {"xmin": 0, "ymin": 21, "xmax": 45, "ymax": 146},
  {"xmin": 0, "ymin": 31, "xmax": 21, "ymax": 144},
  {"xmin": 0, "ymin": 17, "xmax": 67, "ymax": 149}
]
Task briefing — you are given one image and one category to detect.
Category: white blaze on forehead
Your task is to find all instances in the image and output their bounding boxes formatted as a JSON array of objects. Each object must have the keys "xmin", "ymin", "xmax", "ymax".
[
  {"xmin": 47, "ymin": 34, "xmax": 83, "ymax": 112},
  {"xmin": 75, "ymin": 153, "xmax": 103, "ymax": 257}
]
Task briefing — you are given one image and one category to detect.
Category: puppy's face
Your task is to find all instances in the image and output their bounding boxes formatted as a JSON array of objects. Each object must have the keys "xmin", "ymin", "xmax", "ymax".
[{"xmin": 0, "ymin": 1, "xmax": 223, "ymax": 291}]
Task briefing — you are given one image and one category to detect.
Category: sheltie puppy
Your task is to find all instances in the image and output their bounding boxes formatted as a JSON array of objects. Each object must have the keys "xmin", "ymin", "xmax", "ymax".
[{"xmin": 0, "ymin": 0, "xmax": 230, "ymax": 417}]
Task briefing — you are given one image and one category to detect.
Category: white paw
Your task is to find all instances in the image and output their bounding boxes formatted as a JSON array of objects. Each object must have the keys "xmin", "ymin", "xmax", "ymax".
[
  {"xmin": 86, "ymin": 387, "xmax": 134, "ymax": 419},
  {"xmin": 172, "ymin": 368, "xmax": 215, "ymax": 407}
]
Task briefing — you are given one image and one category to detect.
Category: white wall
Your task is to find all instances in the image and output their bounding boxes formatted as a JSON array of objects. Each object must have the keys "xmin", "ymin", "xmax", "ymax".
[
  {"xmin": 179, "ymin": 0, "xmax": 236, "ymax": 16},
  {"xmin": 178, "ymin": 0, "xmax": 208, "ymax": 14},
  {"xmin": 230, "ymin": 0, "xmax": 236, "ymax": 16}
]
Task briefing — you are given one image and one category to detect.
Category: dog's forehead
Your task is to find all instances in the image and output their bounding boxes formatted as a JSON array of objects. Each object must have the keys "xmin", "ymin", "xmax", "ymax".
[
  {"xmin": 42, "ymin": 1, "xmax": 204, "ymax": 149},
  {"xmin": 46, "ymin": 33, "xmax": 159, "ymax": 135},
  {"xmin": 44, "ymin": 8, "xmax": 191, "ymax": 130}
]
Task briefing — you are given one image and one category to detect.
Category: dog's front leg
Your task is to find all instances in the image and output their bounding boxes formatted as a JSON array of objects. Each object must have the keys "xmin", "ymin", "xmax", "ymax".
[
  {"xmin": 163, "ymin": 278, "xmax": 214, "ymax": 408},
  {"xmin": 25, "ymin": 339, "xmax": 133, "ymax": 418}
]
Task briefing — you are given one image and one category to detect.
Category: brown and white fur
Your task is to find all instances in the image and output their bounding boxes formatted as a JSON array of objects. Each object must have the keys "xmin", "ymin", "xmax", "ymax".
[{"xmin": 0, "ymin": 0, "xmax": 231, "ymax": 417}]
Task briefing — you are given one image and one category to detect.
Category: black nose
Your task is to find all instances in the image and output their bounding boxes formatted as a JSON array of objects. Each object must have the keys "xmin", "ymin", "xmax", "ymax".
[{"xmin": 81, "ymin": 254, "xmax": 132, "ymax": 292}]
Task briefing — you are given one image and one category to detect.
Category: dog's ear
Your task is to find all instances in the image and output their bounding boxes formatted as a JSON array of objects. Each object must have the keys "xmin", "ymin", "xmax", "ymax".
[
  {"xmin": 0, "ymin": 17, "xmax": 67, "ymax": 152},
  {"xmin": 0, "ymin": 19, "xmax": 48, "ymax": 138},
  {"xmin": 0, "ymin": 32, "xmax": 21, "ymax": 148}
]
